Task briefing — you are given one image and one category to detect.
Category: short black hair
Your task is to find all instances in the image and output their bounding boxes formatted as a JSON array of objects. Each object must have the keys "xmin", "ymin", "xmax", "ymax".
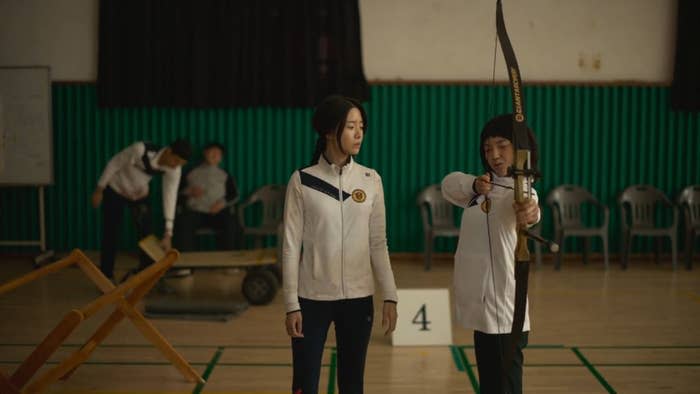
[
  {"xmin": 203, "ymin": 142, "xmax": 225, "ymax": 154},
  {"xmin": 169, "ymin": 138, "xmax": 192, "ymax": 161},
  {"xmin": 479, "ymin": 113, "xmax": 538, "ymax": 175}
]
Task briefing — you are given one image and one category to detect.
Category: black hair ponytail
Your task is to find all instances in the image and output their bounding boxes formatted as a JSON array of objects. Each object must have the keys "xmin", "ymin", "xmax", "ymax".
[{"xmin": 311, "ymin": 136, "xmax": 327, "ymax": 165}]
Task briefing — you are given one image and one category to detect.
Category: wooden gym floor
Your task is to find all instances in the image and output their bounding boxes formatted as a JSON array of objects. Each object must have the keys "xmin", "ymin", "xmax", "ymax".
[{"xmin": 0, "ymin": 251, "xmax": 698, "ymax": 393}]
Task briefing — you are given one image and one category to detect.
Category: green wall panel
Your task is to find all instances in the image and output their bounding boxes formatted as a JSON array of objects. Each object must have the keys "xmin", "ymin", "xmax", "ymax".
[{"xmin": 1, "ymin": 84, "xmax": 698, "ymax": 257}]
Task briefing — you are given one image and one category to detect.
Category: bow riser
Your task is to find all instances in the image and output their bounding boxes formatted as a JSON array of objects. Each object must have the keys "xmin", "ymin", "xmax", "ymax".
[{"xmin": 514, "ymin": 149, "xmax": 531, "ymax": 263}]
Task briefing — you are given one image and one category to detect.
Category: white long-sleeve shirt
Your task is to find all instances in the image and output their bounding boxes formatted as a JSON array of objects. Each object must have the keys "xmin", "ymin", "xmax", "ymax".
[
  {"xmin": 441, "ymin": 172, "xmax": 539, "ymax": 334},
  {"xmin": 97, "ymin": 142, "xmax": 182, "ymax": 233},
  {"xmin": 282, "ymin": 156, "xmax": 398, "ymax": 313}
]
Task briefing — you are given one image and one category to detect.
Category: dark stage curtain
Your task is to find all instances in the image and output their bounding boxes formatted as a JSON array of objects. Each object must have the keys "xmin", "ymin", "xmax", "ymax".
[
  {"xmin": 671, "ymin": 0, "xmax": 700, "ymax": 111},
  {"xmin": 97, "ymin": 0, "xmax": 369, "ymax": 108}
]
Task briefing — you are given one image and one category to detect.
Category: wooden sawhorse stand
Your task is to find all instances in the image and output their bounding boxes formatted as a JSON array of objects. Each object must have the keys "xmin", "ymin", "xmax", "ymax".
[{"xmin": 0, "ymin": 248, "xmax": 204, "ymax": 393}]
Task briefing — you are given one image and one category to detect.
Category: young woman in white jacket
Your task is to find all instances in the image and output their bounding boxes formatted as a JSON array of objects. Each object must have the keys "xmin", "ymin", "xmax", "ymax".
[
  {"xmin": 282, "ymin": 95, "xmax": 398, "ymax": 394},
  {"xmin": 442, "ymin": 114, "xmax": 540, "ymax": 394}
]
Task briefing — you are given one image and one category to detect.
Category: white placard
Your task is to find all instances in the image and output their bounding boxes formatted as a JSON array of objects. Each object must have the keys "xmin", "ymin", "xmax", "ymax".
[{"xmin": 392, "ymin": 288, "xmax": 452, "ymax": 346}]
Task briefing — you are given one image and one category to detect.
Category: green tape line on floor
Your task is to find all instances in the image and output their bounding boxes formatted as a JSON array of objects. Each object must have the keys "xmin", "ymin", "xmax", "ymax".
[
  {"xmin": 326, "ymin": 347, "xmax": 337, "ymax": 394},
  {"xmin": 458, "ymin": 346, "xmax": 480, "ymax": 393},
  {"xmin": 572, "ymin": 347, "xmax": 616, "ymax": 394},
  {"xmin": 192, "ymin": 346, "xmax": 224, "ymax": 394}
]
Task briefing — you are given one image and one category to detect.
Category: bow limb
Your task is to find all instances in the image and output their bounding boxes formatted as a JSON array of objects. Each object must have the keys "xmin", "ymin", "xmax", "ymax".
[{"xmin": 495, "ymin": 0, "xmax": 533, "ymax": 377}]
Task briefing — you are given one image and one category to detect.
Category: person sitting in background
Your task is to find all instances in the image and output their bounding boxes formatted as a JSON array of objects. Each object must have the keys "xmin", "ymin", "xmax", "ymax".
[
  {"xmin": 92, "ymin": 139, "xmax": 191, "ymax": 282},
  {"xmin": 174, "ymin": 142, "xmax": 241, "ymax": 252}
]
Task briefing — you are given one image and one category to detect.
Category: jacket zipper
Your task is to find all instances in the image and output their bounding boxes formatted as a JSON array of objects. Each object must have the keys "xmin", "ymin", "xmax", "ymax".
[{"xmin": 339, "ymin": 167, "xmax": 345, "ymax": 297}]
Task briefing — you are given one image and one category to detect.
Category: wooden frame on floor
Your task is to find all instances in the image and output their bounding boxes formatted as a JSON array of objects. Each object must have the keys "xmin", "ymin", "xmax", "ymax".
[{"xmin": 0, "ymin": 248, "xmax": 204, "ymax": 393}]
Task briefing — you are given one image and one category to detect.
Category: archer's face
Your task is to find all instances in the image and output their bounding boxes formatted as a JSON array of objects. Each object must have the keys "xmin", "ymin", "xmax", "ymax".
[{"xmin": 484, "ymin": 136, "xmax": 514, "ymax": 177}]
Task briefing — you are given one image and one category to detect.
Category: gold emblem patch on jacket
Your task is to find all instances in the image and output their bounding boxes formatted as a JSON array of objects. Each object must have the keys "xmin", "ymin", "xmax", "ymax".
[{"xmin": 352, "ymin": 189, "xmax": 366, "ymax": 203}]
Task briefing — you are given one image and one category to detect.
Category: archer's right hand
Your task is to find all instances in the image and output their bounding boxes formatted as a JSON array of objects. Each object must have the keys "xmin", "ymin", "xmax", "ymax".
[
  {"xmin": 474, "ymin": 173, "xmax": 493, "ymax": 195},
  {"xmin": 285, "ymin": 311, "xmax": 304, "ymax": 338}
]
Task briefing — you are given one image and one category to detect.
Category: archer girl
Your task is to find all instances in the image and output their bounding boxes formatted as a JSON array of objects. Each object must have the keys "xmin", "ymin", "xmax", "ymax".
[{"xmin": 441, "ymin": 113, "xmax": 540, "ymax": 394}]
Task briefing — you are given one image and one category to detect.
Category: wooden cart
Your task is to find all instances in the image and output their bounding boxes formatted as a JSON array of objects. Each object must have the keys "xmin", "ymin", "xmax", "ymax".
[{"xmin": 139, "ymin": 235, "xmax": 280, "ymax": 305}]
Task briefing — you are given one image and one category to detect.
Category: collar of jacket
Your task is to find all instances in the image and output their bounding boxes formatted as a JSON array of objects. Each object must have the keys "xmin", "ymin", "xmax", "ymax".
[
  {"xmin": 319, "ymin": 154, "xmax": 355, "ymax": 175},
  {"xmin": 491, "ymin": 172, "xmax": 514, "ymax": 187}
]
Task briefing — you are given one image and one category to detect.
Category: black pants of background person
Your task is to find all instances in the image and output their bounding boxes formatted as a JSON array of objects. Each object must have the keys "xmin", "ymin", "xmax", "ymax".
[
  {"xmin": 100, "ymin": 186, "xmax": 152, "ymax": 280},
  {"xmin": 474, "ymin": 330, "xmax": 529, "ymax": 394},
  {"xmin": 174, "ymin": 207, "xmax": 241, "ymax": 252},
  {"xmin": 291, "ymin": 296, "xmax": 374, "ymax": 394}
]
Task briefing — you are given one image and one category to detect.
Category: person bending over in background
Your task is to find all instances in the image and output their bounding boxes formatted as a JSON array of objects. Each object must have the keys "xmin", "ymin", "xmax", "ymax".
[{"xmin": 92, "ymin": 139, "xmax": 191, "ymax": 282}]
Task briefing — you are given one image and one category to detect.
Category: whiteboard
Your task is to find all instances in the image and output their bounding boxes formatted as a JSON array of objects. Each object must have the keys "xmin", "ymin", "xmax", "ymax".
[{"xmin": 0, "ymin": 66, "xmax": 53, "ymax": 185}]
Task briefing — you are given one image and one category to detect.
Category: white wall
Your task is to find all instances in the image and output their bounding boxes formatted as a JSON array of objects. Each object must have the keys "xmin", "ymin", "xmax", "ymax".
[
  {"xmin": 0, "ymin": 0, "xmax": 677, "ymax": 83},
  {"xmin": 0, "ymin": 0, "xmax": 98, "ymax": 81},
  {"xmin": 361, "ymin": 0, "xmax": 677, "ymax": 83}
]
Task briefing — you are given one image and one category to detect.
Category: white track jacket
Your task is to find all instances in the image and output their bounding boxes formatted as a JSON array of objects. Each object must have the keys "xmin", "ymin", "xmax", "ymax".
[
  {"xmin": 282, "ymin": 157, "xmax": 398, "ymax": 313},
  {"xmin": 442, "ymin": 172, "xmax": 539, "ymax": 334}
]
